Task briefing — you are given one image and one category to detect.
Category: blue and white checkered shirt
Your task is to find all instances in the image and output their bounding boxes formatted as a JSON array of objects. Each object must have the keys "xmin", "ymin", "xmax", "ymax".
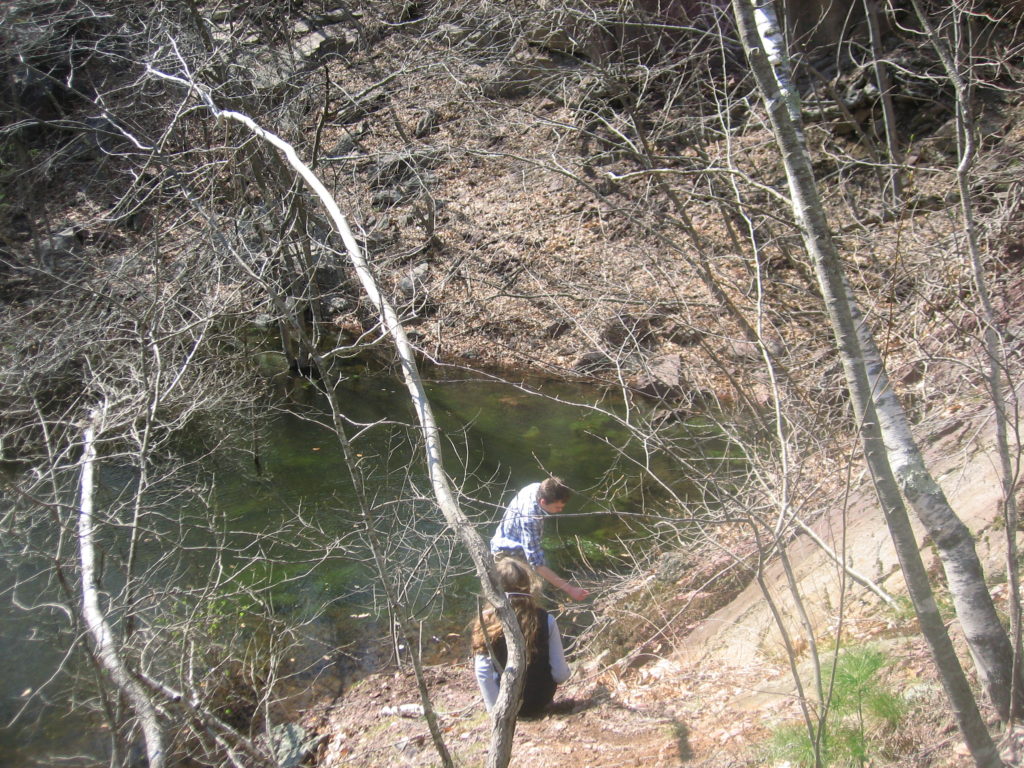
[{"xmin": 490, "ymin": 482, "xmax": 547, "ymax": 567}]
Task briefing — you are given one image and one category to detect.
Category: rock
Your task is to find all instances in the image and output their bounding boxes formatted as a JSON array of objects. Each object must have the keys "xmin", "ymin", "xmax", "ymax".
[
  {"xmin": 380, "ymin": 703, "xmax": 424, "ymax": 719},
  {"xmin": 371, "ymin": 188, "xmax": 405, "ymax": 210},
  {"xmin": 397, "ymin": 263, "xmax": 433, "ymax": 315},
  {"xmin": 724, "ymin": 339, "xmax": 760, "ymax": 362},
  {"xmin": 543, "ymin": 319, "xmax": 572, "ymax": 339},
  {"xmin": 327, "ymin": 127, "xmax": 367, "ymax": 157},
  {"xmin": 413, "ymin": 109, "xmax": 439, "ymax": 138},
  {"xmin": 433, "ymin": 23, "xmax": 471, "ymax": 46},
  {"xmin": 483, "ymin": 51, "xmax": 565, "ymax": 100},
  {"xmin": 334, "ymin": 316, "xmax": 365, "ymax": 343},
  {"xmin": 36, "ymin": 226, "xmax": 87, "ymax": 271},
  {"xmin": 252, "ymin": 313, "xmax": 276, "ymax": 330},
  {"xmin": 896, "ymin": 360, "xmax": 925, "ymax": 386},
  {"xmin": 601, "ymin": 311, "xmax": 660, "ymax": 349},
  {"xmin": 8, "ymin": 212, "xmax": 32, "ymax": 242},
  {"xmin": 291, "ymin": 22, "xmax": 358, "ymax": 61},
  {"xmin": 656, "ymin": 551, "xmax": 694, "ymax": 583},
  {"xmin": 398, "ymin": 263, "xmax": 429, "ymax": 298},
  {"xmin": 573, "ymin": 351, "xmax": 615, "ymax": 373},
  {"xmin": 724, "ymin": 337, "xmax": 787, "ymax": 363},
  {"xmin": 630, "ymin": 353, "xmax": 687, "ymax": 400},
  {"xmin": 662, "ymin": 322, "xmax": 706, "ymax": 347},
  {"xmin": 335, "ymin": 93, "xmax": 387, "ymax": 126},
  {"xmin": 265, "ymin": 722, "xmax": 319, "ymax": 768},
  {"xmin": 650, "ymin": 406, "xmax": 690, "ymax": 425},
  {"xmin": 370, "ymin": 150, "xmax": 441, "ymax": 189},
  {"xmin": 8, "ymin": 65, "xmax": 65, "ymax": 121}
]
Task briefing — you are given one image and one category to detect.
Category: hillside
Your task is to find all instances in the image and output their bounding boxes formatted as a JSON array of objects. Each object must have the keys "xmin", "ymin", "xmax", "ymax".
[
  {"xmin": 301, "ymin": 400, "xmax": 1017, "ymax": 768},
  {"xmin": 3, "ymin": 2, "xmax": 1024, "ymax": 767},
  {"xmin": 283, "ymin": 3, "xmax": 1024, "ymax": 766}
]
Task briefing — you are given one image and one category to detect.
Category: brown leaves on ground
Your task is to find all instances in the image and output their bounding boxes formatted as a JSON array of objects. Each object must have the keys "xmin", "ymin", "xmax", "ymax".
[{"xmin": 305, "ymin": 626, "xmax": 973, "ymax": 768}]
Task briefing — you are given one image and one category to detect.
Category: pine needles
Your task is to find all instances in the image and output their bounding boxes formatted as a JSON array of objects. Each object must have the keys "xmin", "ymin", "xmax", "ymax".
[{"xmin": 767, "ymin": 646, "xmax": 906, "ymax": 767}]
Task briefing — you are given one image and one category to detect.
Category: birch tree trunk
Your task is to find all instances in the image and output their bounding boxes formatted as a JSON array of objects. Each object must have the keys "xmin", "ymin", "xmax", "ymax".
[
  {"xmin": 150, "ymin": 78, "xmax": 529, "ymax": 767},
  {"xmin": 907, "ymin": 0, "xmax": 1024, "ymax": 721},
  {"xmin": 732, "ymin": 2, "xmax": 1003, "ymax": 764},
  {"xmin": 78, "ymin": 407, "xmax": 166, "ymax": 768}
]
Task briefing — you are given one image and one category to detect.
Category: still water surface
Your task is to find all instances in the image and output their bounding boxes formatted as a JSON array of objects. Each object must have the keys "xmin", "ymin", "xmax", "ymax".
[{"xmin": 1, "ymin": 364, "xmax": 705, "ymax": 765}]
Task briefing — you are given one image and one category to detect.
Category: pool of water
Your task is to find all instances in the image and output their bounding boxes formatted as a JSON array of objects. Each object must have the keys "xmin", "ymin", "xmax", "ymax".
[{"xmin": 0, "ymin": 363, "xmax": 711, "ymax": 765}]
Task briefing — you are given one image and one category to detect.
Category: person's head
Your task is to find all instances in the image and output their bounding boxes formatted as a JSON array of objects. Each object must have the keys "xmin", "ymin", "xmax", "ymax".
[
  {"xmin": 537, "ymin": 476, "xmax": 571, "ymax": 514},
  {"xmin": 472, "ymin": 558, "xmax": 541, "ymax": 655},
  {"xmin": 496, "ymin": 557, "xmax": 539, "ymax": 596}
]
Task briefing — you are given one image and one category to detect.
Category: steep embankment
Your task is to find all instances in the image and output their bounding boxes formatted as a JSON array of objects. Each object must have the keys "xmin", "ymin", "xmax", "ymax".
[
  {"xmin": 293, "ymin": 8, "xmax": 1024, "ymax": 768},
  {"xmin": 305, "ymin": 403, "xmax": 1015, "ymax": 768}
]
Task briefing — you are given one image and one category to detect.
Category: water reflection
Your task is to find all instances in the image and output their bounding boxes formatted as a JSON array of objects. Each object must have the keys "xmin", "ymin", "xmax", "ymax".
[{"xmin": 1, "ymin": 363, "xmax": 708, "ymax": 765}]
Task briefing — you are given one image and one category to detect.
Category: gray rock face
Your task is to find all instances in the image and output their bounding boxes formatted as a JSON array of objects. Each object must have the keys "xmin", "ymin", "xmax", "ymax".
[
  {"xmin": 36, "ymin": 226, "xmax": 87, "ymax": 271},
  {"xmin": 630, "ymin": 353, "xmax": 687, "ymax": 400},
  {"xmin": 397, "ymin": 262, "xmax": 432, "ymax": 315},
  {"xmin": 655, "ymin": 550, "xmax": 694, "ymax": 583}
]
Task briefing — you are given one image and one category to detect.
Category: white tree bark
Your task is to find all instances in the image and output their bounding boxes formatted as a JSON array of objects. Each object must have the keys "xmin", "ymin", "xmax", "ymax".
[
  {"xmin": 906, "ymin": 0, "xmax": 1023, "ymax": 721},
  {"xmin": 145, "ymin": 76, "xmax": 530, "ymax": 767},
  {"xmin": 733, "ymin": 1, "xmax": 1003, "ymax": 764},
  {"xmin": 78, "ymin": 406, "xmax": 166, "ymax": 768}
]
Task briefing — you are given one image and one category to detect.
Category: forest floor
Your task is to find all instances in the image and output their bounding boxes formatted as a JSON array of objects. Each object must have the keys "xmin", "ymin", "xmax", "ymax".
[
  {"xmin": 292, "ymin": 18, "xmax": 1024, "ymax": 768},
  {"xmin": 302, "ymin": 592, "xmax": 998, "ymax": 768},
  {"xmin": 302, "ymin": 397, "xmax": 1019, "ymax": 768}
]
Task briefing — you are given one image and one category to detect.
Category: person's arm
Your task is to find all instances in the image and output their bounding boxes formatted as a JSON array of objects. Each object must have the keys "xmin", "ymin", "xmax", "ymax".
[
  {"xmin": 535, "ymin": 564, "xmax": 589, "ymax": 602},
  {"xmin": 547, "ymin": 615, "xmax": 571, "ymax": 684},
  {"xmin": 474, "ymin": 654, "xmax": 499, "ymax": 711}
]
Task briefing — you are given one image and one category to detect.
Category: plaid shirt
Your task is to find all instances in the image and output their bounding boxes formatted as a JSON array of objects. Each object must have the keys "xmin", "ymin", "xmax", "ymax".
[{"xmin": 490, "ymin": 482, "xmax": 547, "ymax": 567}]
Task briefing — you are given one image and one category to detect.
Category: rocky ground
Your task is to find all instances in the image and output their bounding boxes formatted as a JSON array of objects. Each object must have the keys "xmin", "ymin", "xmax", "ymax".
[
  {"xmin": 302, "ymin": 610, "xmax": 988, "ymax": 768},
  {"xmin": 298, "ymin": 397, "xmax": 1020, "ymax": 768},
  {"xmin": 273, "ymin": 10, "xmax": 1024, "ymax": 768}
]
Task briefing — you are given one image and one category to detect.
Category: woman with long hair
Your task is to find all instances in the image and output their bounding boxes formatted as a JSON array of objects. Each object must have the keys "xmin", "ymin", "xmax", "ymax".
[{"xmin": 471, "ymin": 558, "xmax": 571, "ymax": 717}]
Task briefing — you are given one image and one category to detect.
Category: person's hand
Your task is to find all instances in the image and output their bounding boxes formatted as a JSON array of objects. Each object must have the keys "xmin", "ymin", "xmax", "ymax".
[{"xmin": 566, "ymin": 585, "xmax": 589, "ymax": 602}]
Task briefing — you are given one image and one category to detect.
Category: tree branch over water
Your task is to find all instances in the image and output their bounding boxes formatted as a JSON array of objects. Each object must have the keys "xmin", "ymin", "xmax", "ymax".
[
  {"xmin": 147, "ymin": 62, "xmax": 532, "ymax": 768},
  {"xmin": 78, "ymin": 404, "xmax": 166, "ymax": 768}
]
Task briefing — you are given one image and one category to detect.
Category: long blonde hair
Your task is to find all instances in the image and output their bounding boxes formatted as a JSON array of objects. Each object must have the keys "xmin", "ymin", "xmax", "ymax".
[{"xmin": 471, "ymin": 558, "xmax": 541, "ymax": 657}]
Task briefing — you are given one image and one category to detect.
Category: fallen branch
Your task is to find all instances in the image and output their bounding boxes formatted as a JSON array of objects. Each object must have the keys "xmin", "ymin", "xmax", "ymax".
[
  {"xmin": 146, "ymin": 61, "xmax": 529, "ymax": 768},
  {"xmin": 78, "ymin": 405, "xmax": 165, "ymax": 768}
]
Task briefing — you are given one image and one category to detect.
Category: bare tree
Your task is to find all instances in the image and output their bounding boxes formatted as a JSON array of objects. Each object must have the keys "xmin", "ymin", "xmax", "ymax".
[{"xmin": 732, "ymin": 0, "xmax": 1003, "ymax": 764}]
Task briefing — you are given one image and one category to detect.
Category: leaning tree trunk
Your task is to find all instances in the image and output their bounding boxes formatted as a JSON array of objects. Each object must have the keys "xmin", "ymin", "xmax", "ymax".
[
  {"xmin": 166, "ymin": 91, "xmax": 530, "ymax": 767},
  {"xmin": 906, "ymin": 0, "xmax": 1024, "ymax": 722},
  {"xmin": 79, "ymin": 407, "xmax": 166, "ymax": 768},
  {"xmin": 847, "ymin": 3, "xmax": 1021, "ymax": 724},
  {"xmin": 733, "ymin": 2, "xmax": 1003, "ymax": 764}
]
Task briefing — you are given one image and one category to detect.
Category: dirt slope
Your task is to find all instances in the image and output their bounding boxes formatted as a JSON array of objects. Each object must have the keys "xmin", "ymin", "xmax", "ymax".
[{"xmin": 305, "ymin": 402, "xmax": 1017, "ymax": 768}]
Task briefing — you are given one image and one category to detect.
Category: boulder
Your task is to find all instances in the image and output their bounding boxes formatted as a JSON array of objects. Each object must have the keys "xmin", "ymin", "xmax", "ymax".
[
  {"xmin": 36, "ymin": 226, "xmax": 87, "ymax": 271},
  {"xmin": 482, "ymin": 51, "xmax": 566, "ymax": 100},
  {"xmin": 397, "ymin": 263, "xmax": 433, "ymax": 315},
  {"xmin": 572, "ymin": 351, "xmax": 615, "ymax": 373},
  {"xmin": 291, "ymin": 22, "xmax": 358, "ymax": 61},
  {"xmin": 630, "ymin": 353, "xmax": 688, "ymax": 400}
]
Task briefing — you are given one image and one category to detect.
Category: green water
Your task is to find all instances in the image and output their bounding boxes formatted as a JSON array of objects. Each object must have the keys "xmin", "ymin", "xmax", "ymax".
[
  {"xmin": 0, "ymin": 364, "xmax": 710, "ymax": 766},
  {"xmin": 211, "ymin": 366, "xmax": 699, "ymax": 582}
]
